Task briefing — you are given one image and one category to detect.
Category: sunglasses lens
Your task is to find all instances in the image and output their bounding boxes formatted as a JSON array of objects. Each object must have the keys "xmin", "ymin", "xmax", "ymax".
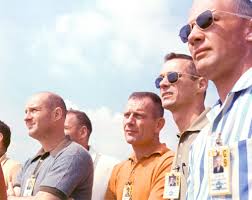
[
  {"xmin": 196, "ymin": 10, "xmax": 213, "ymax": 29},
  {"xmin": 167, "ymin": 72, "xmax": 179, "ymax": 83},
  {"xmin": 179, "ymin": 24, "xmax": 191, "ymax": 43},
  {"xmin": 155, "ymin": 77, "xmax": 163, "ymax": 88}
]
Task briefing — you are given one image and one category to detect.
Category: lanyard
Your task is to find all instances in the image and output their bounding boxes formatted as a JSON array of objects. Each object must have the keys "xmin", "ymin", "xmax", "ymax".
[{"xmin": 32, "ymin": 152, "xmax": 50, "ymax": 177}]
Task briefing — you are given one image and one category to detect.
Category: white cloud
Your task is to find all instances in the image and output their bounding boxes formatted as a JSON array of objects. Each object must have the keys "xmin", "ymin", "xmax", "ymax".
[{"xmin": 29, "ymin": 0, "xmax": 183, "ymax": 77}]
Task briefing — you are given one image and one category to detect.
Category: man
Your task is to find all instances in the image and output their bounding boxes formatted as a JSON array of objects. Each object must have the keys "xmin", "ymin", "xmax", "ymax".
[
  {"xmin": 105, "ymin": 92, "xmax": 174, "ymax": 200},
  {"xmin": 213, "ymin": 155, "xmax": 224, "ymax": 174},
  {"xmin": 64, "ymin": 109, "xmax": 119, "ymax": 200},
  {"xmin": 155, "ymin": 52, "xmax": 209, "ymax": 200},
  {"xmin": 0, "ymin": 120, "xmax": 22, "ymax": 188},
  {"xmin": 178, "ymin": 0, "xmax": 252, "ymax": 199},
  {"xmin": 9, "ymin": 92, "xmax": 93, "ymax": 200},
  {"xmin": 169, "ymin": 176, "xmax": 176, "ymax": 186},
  {"xmin": 0, "ymin": 165, "xmax": 7, "ymax": 200}
]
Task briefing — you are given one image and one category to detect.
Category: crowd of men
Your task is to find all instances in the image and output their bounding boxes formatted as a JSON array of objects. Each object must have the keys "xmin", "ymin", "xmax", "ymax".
[{"xmin": 0, "ymin": 0, "xmax": 252, "ymax": 199}]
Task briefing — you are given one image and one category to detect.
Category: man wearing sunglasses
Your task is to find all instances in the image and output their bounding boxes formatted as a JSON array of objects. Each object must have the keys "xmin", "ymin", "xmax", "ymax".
[
  {"xmin": 155, "ymin": 52, "xmax": 209, "ymax": 200},
  {"xmin": 179, "ymin": 0, "xmax": 252, "ymax": 199}
]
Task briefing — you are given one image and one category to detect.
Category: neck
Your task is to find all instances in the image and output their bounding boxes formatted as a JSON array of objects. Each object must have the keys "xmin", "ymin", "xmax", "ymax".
[
  {"xmin": 214, "ymin": 61, "xmax": 251, "ymax": 103},
  {"xmin": 172, "ymin": 103, "xmax": 205, "ymax": 133},
  {"xmin": 39, "ymin": 131, "xmax": 66, "ymax": 152},
  {"xmin": 0, "ymin": 150, "xmax": 5, "ymax": 158},
  {"xmin": 132, "ymin": 137, "xmax": 162, "ymax": 162}
]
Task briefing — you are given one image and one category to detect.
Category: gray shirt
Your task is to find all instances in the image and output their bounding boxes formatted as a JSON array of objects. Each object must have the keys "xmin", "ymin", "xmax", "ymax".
[{"xmin": 16, "ymin": 137, "xmax": 93, "ymax": 200}]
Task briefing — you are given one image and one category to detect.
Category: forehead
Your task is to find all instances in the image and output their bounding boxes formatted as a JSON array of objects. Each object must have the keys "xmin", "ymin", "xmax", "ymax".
[
  {"xmin": 65, "ymin": 113, "xmax": 79, "ymax": 124},
  {"xmin": 25, "ymin": 94, "xmax": 48, "ymax": 109},
  {"xmin": 125, "ymin": 98, "xmax": 153, "ymax": 112},
  {"xmin": 161, "ymin": 58, "xmax": 191, "ymax": 74},
  {"xmin": 189, "ymin": 0, "xmax": 235, "ymax": 21}
]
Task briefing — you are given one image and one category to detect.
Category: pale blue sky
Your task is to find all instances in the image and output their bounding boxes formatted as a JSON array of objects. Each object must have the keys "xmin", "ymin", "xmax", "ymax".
[{"xmin": 0, "ymin": 0, "xmax": 219, "ymax": 163}]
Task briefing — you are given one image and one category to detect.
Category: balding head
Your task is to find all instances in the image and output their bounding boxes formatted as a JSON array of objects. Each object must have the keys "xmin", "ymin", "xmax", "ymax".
[{"xmin": 24, "ymin": 92, "xmax": 67, "ymax": 140}]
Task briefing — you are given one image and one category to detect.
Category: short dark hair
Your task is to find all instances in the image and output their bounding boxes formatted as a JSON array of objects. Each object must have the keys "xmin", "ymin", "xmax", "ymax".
[
  {"xmin": 128, "ymin": 92, "xmax": 164, "ymax": 118},
  {"xmin": 67, "ymin": 109, "xmax": 92, "ymax": 136},
  {"xmin": 164, "ymin": 52, "xmax": 198, "ymax": 76},
  {"xmin": 234, "ymin": 0, "xmax": 252, "ymax": 17},
  {"xmin": 0, "ymin": 120, "xmax": 11, "ymax": 152}
]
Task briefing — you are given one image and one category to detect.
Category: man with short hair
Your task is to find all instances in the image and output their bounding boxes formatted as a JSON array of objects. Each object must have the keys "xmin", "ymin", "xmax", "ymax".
[
  {"xmin": 64, "ymin": 109, "xmax": 119, "ymax": 200},
  {"xmin": 0, "ymin": 120, "xmax": 21, "ymax": 188},
  {"xmin": 105, "ymin": 92, "xmax": 174, "ymax": 200},
  {"xmin": 178, "ymin": 0, "xmax": 252, "ymax": 199},
  {"xmin": 9, "ymin": 92, "xmax": 93, "ymax": 200},
  {"xmin": 155, "ymin": 52, "xmax": 209, "ymax": 200}
]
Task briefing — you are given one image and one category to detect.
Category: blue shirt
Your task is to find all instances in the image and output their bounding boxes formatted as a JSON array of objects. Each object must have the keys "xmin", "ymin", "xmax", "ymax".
[{"xmin": 187, "ymin": 68, "xmax": 252, "ymax": 200}]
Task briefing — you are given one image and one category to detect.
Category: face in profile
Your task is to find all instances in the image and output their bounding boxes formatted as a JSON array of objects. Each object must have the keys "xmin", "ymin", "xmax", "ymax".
[
  {"xmin": 64, "ymin": 113, "xmax": 82, "ymax": 143},
  {"xmin": 123, "ymin": 97, "xmax": 159, "ymax": 146},
  {"xmin": 24, "ymin": 93, "xmax": 52, "ymax": 139},
  {"xmin": 188, "ymin": 0, "xmax": 247, "ymax": 81},
  {"xmin": 159, "ymin": 58, "xmax": 200, "ymax": 111}
]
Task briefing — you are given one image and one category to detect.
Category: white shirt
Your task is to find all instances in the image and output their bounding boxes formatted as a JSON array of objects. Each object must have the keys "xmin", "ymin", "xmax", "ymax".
[{"xmin": 89, "ymin": 147, "xmax": 119, "ymax": 200}]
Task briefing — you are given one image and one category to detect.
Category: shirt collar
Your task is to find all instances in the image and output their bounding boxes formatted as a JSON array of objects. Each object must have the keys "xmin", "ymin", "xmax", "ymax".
[
  {"xmin": 31, "ymin": 136, "xmax": 72, "ymax": 163},
  {"xmin": 128, "ymin": 143, "xmax": 168, "ymax": 162},
  {"xmin": 207, "ymin": 68, "xmax": 252, "ymax": 121},
  {"xmin": 231, "ymin": 68, "xmax": 252, "ymax": 93},
  {"xmin": 0, "ymin": 153, "xmax": 7, "ymax": 164},
  {"xmin": 177, "ymin": 107, "xmax": 210, "ymax": 137}
]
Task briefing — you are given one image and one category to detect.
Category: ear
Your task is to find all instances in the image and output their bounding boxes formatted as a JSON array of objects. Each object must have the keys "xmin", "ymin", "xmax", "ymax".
[
  {"xmin": 79, "ymin": 125, "xmax": 89, "ymax": 140},
  {"xmin": 245, "ymin": 19, "xmax": 252, "ymax": 41},
  {"xmin": 197, "ymin": 77, "xmax": 208, "ymax": 94},
  {"xmin": 155, "ymin": 117, "xmax": 165, "ymax": 133},
  {"xmin": 52, "ymin": 107, "xmax": 63, "ymax": 121},
  {"xmin": 0, "ymin": 132, "xmax": 3, "ymax": 143}
]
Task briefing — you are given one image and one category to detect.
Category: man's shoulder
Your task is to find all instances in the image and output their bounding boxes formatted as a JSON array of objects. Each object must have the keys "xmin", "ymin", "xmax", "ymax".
[
  {"xmin": 58, "ymin": 141, "xmax": 90, "ymax": 157},
  {"xmin": 4, "ymin": 158, "xmax": 22, "ymax": 168}
]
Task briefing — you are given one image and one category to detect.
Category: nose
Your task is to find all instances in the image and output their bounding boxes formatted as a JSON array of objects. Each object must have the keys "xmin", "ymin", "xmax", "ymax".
[
  {"xmin": 24, "ymin": 111, "xmax": 31, "ymax": 122},
  {"xmin": 188, "ymin": 25, "xmax": 205, "ymax": 46},
  {"xmin": 159, "ymin": 76, "xmax": 170, "ymax": 89},
  {"xmin": 124, "ymin": 114, "xmax": 135, "ymax": 125}
]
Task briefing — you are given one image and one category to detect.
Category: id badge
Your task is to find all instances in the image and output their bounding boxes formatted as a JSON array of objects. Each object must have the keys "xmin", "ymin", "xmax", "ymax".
[
  {"xmin": 163, "ymin": 171, "xmax": 181, "ymax": 199},
  {"xmin": 23, "ymin": 175, "xmax": 36, "ymax": 196},
  {"xmin": 208, "ymin": 145, "xmax": 231, "ymax": 196},
  {"xmin": 122, "ymin": 182, "xmax": 132, "ymax": 200}
]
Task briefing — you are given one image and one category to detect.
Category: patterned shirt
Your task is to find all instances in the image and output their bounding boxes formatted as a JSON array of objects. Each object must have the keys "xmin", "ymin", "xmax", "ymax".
[{"xmin": 187, "ymin": 68, "xmax": 252, "ymax": 200}]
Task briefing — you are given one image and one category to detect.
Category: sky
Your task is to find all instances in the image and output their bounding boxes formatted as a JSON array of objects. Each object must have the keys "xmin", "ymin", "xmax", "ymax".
[{"xmin": 0, "ymin": 0, "xmax": 219, "ymax": 163}]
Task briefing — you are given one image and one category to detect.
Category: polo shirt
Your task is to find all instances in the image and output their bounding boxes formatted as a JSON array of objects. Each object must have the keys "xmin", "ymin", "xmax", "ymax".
[
  {"xmin": 172, "ymin": 108, "xmax": 210, "ymax": 200},
  {"xmin": 0, "ymin": 154, "xmax": 22, "ymax": 188},
  {"xmin": 105, "ymin": 144, "xmax": 174, "ymax": 200},
  {"xmin": 15, "ymin": 137, "xmax": 93, "ymax": 200}
]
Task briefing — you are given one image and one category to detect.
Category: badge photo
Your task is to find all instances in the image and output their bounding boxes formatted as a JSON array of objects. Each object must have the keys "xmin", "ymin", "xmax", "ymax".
[
  {"xmin": 163, "ymin": 171, "xmax": 181, "ymax": 199},
  {"xmin": 208, "ymin": 146, "xmax": 231, "ymax": 196}
]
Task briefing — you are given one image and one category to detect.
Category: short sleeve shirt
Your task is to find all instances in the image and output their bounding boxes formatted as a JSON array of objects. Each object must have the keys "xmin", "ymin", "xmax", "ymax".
[
  {"xmin": 15, "ymin": 137, "xmax": 94, "ymax": 200},
  {"xmin": 105, "ymin": 144, "xmax": 174, "ymax": 200}
]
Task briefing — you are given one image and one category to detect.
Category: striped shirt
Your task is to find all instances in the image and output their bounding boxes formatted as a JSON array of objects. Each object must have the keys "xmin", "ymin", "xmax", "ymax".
[{"xmin": 187, "ymin": 68, "xmax": 252, "ymax": 200}]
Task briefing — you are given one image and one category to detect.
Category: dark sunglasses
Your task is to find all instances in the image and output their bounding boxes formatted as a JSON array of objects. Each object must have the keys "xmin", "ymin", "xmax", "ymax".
[
  {"xmin": 179, "ymin": 9, "xmax": 252, "ymax": 43},
  {"xmin": 155, "ymin": 72, "xmax": 200, "ymax": 89}
]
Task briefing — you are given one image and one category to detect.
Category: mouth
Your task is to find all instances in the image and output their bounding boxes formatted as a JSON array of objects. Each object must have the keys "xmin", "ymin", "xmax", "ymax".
[
  {"xmin": 162, "ymin": 91, "xmax": 173, "ymax": 99},
  {"xmin": 26, "ymin": 122, "xmax": 35, "ymax": 129},
  {"xmin": 193, "ymin": 47, "xmax": 210, "ymax": 60},
  {"xmin": 125, "ymin": 129, "xmax": 137, "ymax": 135}
]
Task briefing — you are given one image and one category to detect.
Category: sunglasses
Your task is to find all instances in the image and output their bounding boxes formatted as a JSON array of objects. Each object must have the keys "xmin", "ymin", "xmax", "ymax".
[
  {"xmin": 179, "ymin": 9, "xmax": 252, "ymax": 43},
  {"xmin": 155, "ymin": 72, "xmax": 200, "ymax": 89}
]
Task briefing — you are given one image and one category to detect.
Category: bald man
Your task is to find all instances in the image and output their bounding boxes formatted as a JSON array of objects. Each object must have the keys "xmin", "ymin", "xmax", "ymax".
[{"xmin": 9, "ymin": 92, "xmax": 93, "ymax": 200}]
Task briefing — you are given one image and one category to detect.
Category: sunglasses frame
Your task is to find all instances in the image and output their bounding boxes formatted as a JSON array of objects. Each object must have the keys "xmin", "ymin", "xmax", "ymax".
[
  {"xmin": 179, "ymin": 9, "xmax": 252, "ymax": 43},
  {"xmin": 155, "ymin": 71, "xmax": 200, "ymax": 89}
]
